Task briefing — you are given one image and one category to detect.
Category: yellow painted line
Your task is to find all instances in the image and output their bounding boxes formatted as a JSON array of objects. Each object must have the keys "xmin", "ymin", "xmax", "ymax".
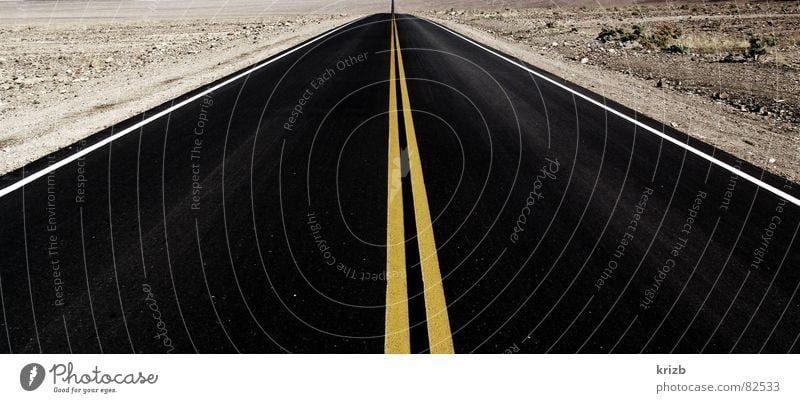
[
  {"xmin": 393, "ymin": 19, "xmax": 455, "ymax": 354},
  {"xmin": 384, "ymin": 15, "xmax": 410, "ymax": 354}
]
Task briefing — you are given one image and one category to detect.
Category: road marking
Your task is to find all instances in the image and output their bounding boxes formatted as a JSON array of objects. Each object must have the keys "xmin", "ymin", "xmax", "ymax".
[
  {"xmin": 0, "ymin": 16, "xmax": 365, "ymax": 199},
  {"xmin": 393, "ymin": 19, "xmax": 455, "ymax": 354},
  {"xmin": 422, "ymin": 17, "xmax": 800, "ymax": 208},
  {"xmin": 384, "ymin": 15, "xmax": 410, "ymax": 354}
]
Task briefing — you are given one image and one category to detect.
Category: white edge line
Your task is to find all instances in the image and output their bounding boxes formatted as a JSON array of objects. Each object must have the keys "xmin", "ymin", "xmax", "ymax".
[
  {"xmin": 0, "ymin": 16, "xmax": 366, "ymax": 199},
  {"xmin": 421, "ymin": 17, "xmax": 800, "ymax": 208}
]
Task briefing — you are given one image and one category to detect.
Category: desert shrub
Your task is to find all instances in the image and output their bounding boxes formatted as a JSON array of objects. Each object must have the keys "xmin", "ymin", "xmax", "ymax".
[
  {"xmin": 633, "ymin": 24, "xmax": 644, "ymax": 37},
  {"xmin": 665, "ymin": 44, "xmax": 688, "ymax": 54},
  {"xmin": 597, "ymin": 27, "xmax": 619, "ymax": 43},
  {"xmin": 597, "ymin": 25, "xmax": 641, "ymax": 43},
  {"xmin": 619, "ymin": 26, "xmax": 642, "ymax": 42},
  {"xmin": 641, "ymin": 25, "xmax": 682, "ymax": 50},
  {"xmin": 598, "ymin": 24, "xmax": 682, "ymax": 51},
  {"xmin": 747, "ymin": 34, "xmax": 779, "ymax": 60},
  {"xmin": 644, "ymin": 32, "xmax": 669, "ymax": 48}
]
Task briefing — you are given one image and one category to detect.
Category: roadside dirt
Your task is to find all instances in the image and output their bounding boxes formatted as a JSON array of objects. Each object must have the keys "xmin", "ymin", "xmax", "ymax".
[
  {"xmin": 2, "ymin": 1, "xmax": 798, "ymax": 182},
  {"xmin": 426, "ymin": 1, "xmax": 800, "ymax": 182},
  {"xmin": 0, "ymin": 15, "xmax": 353, "ymax": 175}
]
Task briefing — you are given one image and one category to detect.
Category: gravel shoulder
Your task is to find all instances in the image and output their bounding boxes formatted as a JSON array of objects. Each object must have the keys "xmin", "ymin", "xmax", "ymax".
[
  {"xmin": 426, "ymin": 2, "xmax": 800, "ymax": 182},
  {"xmin": 0, "ymin": 15, "xmax": 355, "ymax": 175}
]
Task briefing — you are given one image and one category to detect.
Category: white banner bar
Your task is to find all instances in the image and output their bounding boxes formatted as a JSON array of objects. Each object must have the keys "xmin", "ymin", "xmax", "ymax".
[{"xmin": 1, "ymin": 355, "xmax": 797, "ymax": 402}]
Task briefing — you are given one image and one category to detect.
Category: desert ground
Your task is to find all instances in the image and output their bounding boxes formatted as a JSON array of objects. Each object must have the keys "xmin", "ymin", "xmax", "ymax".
[
  {"xmin": 428, "ymin": 1, "xmax": 800, "ymax": 181},
  {"xmin": 0, "ymin": 0, "xmax": 798, "ymax": 180},
  {"xmin": 0, "ymin": 15, "xmax": 356, "ymax": 173},
  {"xmin": 0, "ymin": 0, "xmax": 668, "ymax": 19}
]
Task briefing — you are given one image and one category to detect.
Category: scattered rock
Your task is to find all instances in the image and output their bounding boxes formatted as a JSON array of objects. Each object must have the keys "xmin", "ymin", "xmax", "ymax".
[{"xmin": 580, "ymin": 57, "xmax": 589, "ymax": 64}]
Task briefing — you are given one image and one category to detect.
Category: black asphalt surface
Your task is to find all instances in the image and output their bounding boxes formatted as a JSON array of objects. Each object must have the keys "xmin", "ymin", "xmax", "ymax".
[{"xmin": 0, "ymin": 14, "xmax": 798, "ymax": 354}]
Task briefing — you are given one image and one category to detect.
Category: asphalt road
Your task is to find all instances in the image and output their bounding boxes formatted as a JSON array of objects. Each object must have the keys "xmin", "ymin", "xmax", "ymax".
[{"xmin": 0, "ymin": 14, "xmax": 798, "ymax": 354}]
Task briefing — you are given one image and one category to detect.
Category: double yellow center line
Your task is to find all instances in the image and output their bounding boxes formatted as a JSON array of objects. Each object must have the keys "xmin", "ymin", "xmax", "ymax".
[{"xmin": 384, "ymin": 16, "xmax": 454, "ymax": 354}]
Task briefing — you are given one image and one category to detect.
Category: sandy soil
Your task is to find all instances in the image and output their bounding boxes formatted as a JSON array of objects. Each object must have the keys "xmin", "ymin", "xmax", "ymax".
[
  {"xmin": 0, "ymin": 0, "xmax": 667, "ymax": 19},
  {"xmin": 426, "ymin": 1, "xmax": 800, "ymax": 181},
  {"xmin": 2, "ymin": 1, "xmax": 798, "ymax": 181},
  {"xmin": 0, "ymin": 0, "xmax": 619, "ymax": 176},
  {"xmin": 0, "ymin": 15, "xmax": 354, "ymax": 174}
]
